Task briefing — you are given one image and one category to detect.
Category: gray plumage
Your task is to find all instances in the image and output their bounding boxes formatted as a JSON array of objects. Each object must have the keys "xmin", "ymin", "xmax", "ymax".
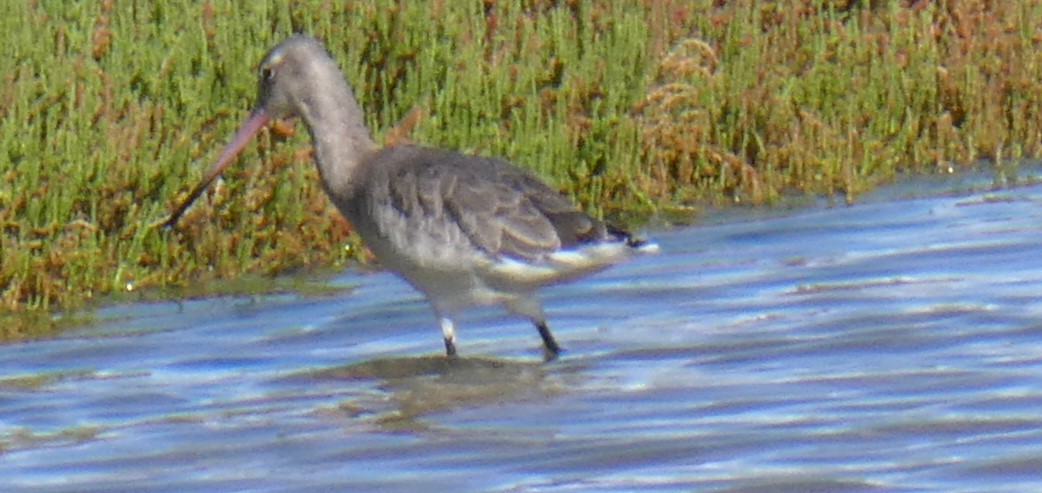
[
  {"xmin": 171, "ymin": 34, "xmax": 655, "ymax": 359},
  {"xmin": 349, "ymin": 145, "xmax": 633, "ymax": 262}
]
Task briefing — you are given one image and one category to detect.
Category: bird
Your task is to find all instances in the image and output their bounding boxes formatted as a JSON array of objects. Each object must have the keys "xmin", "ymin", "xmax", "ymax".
[{"xmin": 165, "ymin": 34, "xmax": 656, "ymax": 360}]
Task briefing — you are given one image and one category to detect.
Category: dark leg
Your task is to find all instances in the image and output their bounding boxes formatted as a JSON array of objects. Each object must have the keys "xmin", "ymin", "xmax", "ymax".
[
  {"xmin": 535, "ymin": 321, "xmax": 561, "ymax": 361},
  {"xmin": 440, "ymin": 317, "xmax": 459, "ymax": 357},
  {"xmin": 444, "ymin": 337, "xmax": 458, "ymax": 357}
]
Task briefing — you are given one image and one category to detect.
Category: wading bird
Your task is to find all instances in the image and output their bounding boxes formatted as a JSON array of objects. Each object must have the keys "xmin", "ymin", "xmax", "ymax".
[{"xmin": 165, "ymin": 35, "xmax": 656, "ymax": 360}]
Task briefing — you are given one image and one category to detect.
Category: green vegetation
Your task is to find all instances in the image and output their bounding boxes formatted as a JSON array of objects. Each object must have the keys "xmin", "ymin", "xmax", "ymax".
[{"xmin": 3, "ymin": 1, "xmax": 1042, "ymax": 335}]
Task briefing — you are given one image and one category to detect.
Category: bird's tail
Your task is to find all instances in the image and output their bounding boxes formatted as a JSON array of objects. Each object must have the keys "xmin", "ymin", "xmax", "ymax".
[{"xmin": 607, "ymin": 224, "xmax": 660, "ymax": 254}]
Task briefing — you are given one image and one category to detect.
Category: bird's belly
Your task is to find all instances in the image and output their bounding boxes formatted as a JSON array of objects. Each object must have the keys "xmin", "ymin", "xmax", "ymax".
[
  {"xmin": 348, "ymin": 210, "xmax": 519, "ymax": 313},
  {"xmin": 381, "ymin": 250, "xmax": 521, "ymax": 315}
]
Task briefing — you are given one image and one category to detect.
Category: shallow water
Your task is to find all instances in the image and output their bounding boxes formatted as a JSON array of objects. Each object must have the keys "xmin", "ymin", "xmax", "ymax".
[{"xmin": 3, "ymin": 173, "xmax": 1042, "ymax": 492}]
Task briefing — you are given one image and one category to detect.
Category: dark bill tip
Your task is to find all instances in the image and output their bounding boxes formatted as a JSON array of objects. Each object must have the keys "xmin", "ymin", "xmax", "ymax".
[{"xmin": 164, "ymin": 109, "xmax": 272, "ymax": 229}]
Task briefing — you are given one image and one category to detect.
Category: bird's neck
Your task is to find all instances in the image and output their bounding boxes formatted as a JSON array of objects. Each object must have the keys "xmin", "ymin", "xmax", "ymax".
[{"xmin": 297, "ymin": 69, "xmax": 378, "ymax": 202}]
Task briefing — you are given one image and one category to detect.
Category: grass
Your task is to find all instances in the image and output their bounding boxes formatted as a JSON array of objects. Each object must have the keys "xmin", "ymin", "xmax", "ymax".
[{"xmin": 3, "ymin": 0, "xmax": 1042, "ymax": 335}]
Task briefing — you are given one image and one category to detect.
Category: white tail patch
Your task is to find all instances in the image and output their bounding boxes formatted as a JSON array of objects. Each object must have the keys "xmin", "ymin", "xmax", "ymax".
[
  {"xmin": 487, "ymin": 240, "xmax": 654, "ymax": 286},
  {"xmin": 633, "ymin": 241, "xmax": 660, "ymax": 254}
]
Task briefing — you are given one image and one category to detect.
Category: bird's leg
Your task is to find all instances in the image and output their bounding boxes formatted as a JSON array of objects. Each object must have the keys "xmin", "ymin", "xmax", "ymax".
[
  {"xmin": 506, "ymin": 297, "xmax": 561, "ymax": 361},
  {"xmin": 440, "ymin": 317, "xmax": 459, "ymax": 357},
  {"xmin": 535, "ymin": 320, "xmax": 561, "ymax": 361}
]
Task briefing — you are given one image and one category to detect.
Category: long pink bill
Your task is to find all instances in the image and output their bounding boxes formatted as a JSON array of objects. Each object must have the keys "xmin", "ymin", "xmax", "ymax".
[{"xmin": 163, "ymin": 109, "xmax": 272, "ymax": 228}]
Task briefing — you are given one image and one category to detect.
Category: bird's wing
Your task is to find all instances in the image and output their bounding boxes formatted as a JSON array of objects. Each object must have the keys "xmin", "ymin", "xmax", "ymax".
[{"xmin": 374, "ymin": 146, "xmax": 614, "ymax": 262}]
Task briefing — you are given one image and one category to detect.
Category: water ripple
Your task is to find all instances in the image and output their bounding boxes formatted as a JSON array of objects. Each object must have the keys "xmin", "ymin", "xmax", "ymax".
[{"xmin": 4, "ymin": 178, "xmax": 1042, "ymax": 491}]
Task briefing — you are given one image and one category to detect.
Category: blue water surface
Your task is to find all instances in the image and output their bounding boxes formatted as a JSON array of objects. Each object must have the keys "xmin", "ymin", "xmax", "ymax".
[{"xmin": 2, "ymin": 171, "xmax": 1042, "ymax": 492}]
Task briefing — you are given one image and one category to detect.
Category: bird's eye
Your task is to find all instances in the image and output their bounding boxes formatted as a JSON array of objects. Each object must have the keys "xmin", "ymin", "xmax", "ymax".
[{"xmin": 260, "ymin": 66, "xmax": 274, "ymax": 80}]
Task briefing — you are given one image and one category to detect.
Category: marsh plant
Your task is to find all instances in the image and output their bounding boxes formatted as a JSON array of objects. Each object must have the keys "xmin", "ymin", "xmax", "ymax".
[{"xmin": 3, "ymin": 1, "xmax": 1042, "ymax": 335}]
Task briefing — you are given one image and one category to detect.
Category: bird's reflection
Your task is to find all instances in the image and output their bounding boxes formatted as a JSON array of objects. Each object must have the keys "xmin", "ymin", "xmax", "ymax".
[{"xmin": 301, "ymin": 355, "xmax": 575, "ymax": 430}]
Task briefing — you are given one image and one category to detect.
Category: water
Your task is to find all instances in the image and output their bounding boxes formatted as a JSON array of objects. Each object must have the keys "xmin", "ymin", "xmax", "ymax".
[{"xmin": 3, "ymin": 173, "xmax": 1042, "ymax": 492}]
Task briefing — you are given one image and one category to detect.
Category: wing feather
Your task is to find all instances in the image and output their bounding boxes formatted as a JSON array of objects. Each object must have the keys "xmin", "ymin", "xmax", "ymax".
[{"xmin": 364, "ymin": 145, "xmax": 623, "ymax": 263}]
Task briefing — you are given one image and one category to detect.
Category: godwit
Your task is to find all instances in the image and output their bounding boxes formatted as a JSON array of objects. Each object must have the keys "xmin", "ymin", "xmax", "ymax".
[{"xmin": 166, "ymin": 34, "xmax": 656, "ymax": 360}]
